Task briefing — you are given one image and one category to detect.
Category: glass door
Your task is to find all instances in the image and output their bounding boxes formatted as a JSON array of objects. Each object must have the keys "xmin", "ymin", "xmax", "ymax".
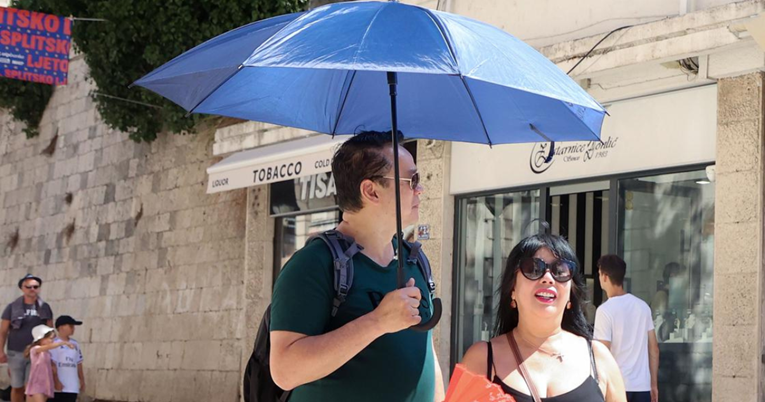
[
  {"xmin": 617, "ymin": 169, "xmax": 715, "ymax": 402},
  {"xmin": 453, "ymin": 190, "xmax": 542, "ymax": 365},
  {"xmin": 548, "ymin": 183, "xmax": 610, "ymax": 323}
]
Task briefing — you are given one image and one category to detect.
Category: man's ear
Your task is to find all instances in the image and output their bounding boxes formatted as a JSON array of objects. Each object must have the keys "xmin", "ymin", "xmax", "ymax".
[{"xmin": 359, "ymin": 179, "xmax": 380, "ymax": 206}]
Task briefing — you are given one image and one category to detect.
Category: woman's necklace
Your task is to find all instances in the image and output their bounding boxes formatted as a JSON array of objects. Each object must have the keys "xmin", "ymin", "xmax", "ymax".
[
  {"xmin": 510, "ymin": 331, "xmax": 565, "ymax": 362},
  {"xmin": 536, "ymin": 347, "xmax": 565, "ymax": 362}
]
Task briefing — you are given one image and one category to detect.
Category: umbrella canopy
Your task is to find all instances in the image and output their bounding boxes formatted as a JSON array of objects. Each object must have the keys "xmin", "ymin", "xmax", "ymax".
[
  {"xmin": 134, "ymin": 1, "xmax": 607, "ymax": 331},
  {"xmin": 134, "ymin": 1, "xmax": 605, "ymax": 145}
]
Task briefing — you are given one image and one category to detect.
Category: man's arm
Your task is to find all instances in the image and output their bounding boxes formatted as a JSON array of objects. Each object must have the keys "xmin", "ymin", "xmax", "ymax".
[
  {"xmin": 593, "ymin": 308, "xmax": 612, "ymax": 350},
  {"xmin": 270, "ymin": 278, "xmax": 422, "ymax": 390},
  {"xmin": 432, "ymin": 339, "xmax": 445, "ymax": 402},
  {"xmin": 648, "ymin": 329, "xmax": 660, "ymax": 402},
  {"xmin": 0, "ymin": 319, "xmax": 9, "ymax": 363}
]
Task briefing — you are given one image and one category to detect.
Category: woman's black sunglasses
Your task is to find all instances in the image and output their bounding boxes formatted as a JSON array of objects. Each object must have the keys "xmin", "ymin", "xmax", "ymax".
[{"xmin": 518, "ymin": 257, "xmax": 575, "ymax": 283}]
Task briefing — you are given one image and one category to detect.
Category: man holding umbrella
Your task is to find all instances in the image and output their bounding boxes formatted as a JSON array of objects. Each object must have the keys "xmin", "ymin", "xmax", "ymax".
[
  {"xmin": 135, "ymin": 2, "xmax": 609, "ymax": 399},
  {"xmin": 269, "ymin": 131, "xmax": 444, "ymax": 402}
]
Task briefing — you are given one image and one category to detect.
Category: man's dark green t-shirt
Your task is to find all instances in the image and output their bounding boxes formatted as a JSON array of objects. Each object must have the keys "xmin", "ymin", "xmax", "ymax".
[{"xmin": 270, "ymin": 239, "xmax": 435, "ymax": 402}]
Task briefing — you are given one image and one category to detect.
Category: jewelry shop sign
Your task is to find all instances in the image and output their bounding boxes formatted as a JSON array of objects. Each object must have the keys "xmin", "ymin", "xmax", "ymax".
[{"xmin": 450, "ymin": 85, "xmax": 718, "ymax": 194}]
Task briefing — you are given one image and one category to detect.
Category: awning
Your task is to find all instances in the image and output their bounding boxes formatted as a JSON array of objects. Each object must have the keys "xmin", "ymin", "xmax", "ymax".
[{"xmin": 206, "ymin": 135, "xmax": 350, "ymax": 194}]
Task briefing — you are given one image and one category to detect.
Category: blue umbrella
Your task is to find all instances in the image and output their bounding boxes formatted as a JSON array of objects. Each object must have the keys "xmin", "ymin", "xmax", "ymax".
[{"xmin": 134, "ymin": 0, "xmax": 606, "ymax": 331}]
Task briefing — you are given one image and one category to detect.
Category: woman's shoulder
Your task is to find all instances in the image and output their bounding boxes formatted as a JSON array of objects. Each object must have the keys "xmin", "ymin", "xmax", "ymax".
[
  {"xmin": 589, "ymin": 338, "xmax": 612, "ymax": 359},
  {"xmin": 460, "ymin": 340, "xmax": 491, "ymax": 377},
  {"xmin": 588, "ymin": 337, "xmax": 622, "ymax": 383},
  {"xmin": 462, "ymin": 340, "xmax": 490, "ymax": 361}
]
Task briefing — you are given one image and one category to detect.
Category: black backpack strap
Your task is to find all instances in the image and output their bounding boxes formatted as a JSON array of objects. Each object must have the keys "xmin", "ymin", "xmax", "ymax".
[
  {"xmin": 309, "ymin": 230, "xmax": 363, "ymax": 317},
  {"xmin": 404, "ymin": 240, "xmax": 436, "ymax": 295}
]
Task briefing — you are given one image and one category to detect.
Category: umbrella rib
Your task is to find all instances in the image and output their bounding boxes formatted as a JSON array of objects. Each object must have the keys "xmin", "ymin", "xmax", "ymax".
[
  {"xmin": 184, "ymin": 66, "xmax": 244, "ymax": 116},
  {"xmin": 422, "ymin": 8, "xmax": 461, "ymax": 73},
  {"xmin": 351, "ymin": 6, "xmax": 387, "ymax": 66},
  {"xmin": 458, "ymin": 75, "xmax": 493, "ymax": 147},
  {"xmin": 331, "ymin": 70, "xmax": 358, "ymax": 136},
  {"xmin": 558, "ymin": 100, "xmax": 604, "ymax": 143}
]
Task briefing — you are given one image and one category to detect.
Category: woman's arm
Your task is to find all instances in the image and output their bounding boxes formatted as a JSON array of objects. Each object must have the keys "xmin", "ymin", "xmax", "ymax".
[
  {"xmin": 591, "ymin": 341, "xmax": 627, "ymax": 402},
  {"xmin": 433, "ymin": 339, "xmax": 445, "ymax": 402}
]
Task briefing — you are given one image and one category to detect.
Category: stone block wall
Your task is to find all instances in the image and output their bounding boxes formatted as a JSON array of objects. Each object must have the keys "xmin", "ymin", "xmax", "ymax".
[
  {"xmin": 0, "ymin": 56, "xmax": 247, "ymax": 401},
  {"xmin": 713, "ymin": 73, "xmax": 765, "ymax": 402},
  {"xmin": 416, "ymin": 140, "xmax": 455, "ymax": 376}
]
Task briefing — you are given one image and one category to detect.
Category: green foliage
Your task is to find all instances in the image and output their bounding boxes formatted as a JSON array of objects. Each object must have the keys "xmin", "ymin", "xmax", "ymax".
[
  {"xmin": 0, "ymin": 74, "xmax": 54, "ymax": 138},
  {"xmin": 0, "ymin": 0, "xmax": 308, "ymax": 142}
]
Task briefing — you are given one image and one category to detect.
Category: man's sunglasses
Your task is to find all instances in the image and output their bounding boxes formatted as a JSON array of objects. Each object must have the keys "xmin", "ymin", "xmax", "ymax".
[
  {"xmin": 518, "ymin": 257, "xmax": 575, "ymax": 283},
  {"xmin": 369, "ymin": 172, "xmax": 420, "ymax": 191},
  {"xmin": 24, "ymin": 285, "xmax": 40, "ymax": 290}
]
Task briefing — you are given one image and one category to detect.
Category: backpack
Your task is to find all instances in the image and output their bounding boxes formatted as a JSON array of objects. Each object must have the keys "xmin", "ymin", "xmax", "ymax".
[{"xmin": 243, "ymin": 229, "xmax": 435, "ymax": 402}]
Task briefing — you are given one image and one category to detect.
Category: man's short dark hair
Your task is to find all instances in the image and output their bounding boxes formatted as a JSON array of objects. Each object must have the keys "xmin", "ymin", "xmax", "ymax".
[
  {"xmin": 597, "ymin": 254, "xmax": 626, "ymax": 287},
  {"xmin": 332, "ymin": 131, "xmax": 403, "ymax": 212}
]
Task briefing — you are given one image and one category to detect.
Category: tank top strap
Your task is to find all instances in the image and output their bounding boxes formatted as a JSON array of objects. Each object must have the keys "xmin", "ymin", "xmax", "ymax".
[
  {"xmin": 486, "ymin": 341, "xmax": 495, "ymax": 381},
  {"xmin": 587, "ymin": 340, "xmax": 599, "ymax": 382}
]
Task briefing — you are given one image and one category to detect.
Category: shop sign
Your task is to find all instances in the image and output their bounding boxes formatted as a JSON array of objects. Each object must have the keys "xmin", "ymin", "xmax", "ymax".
[
  {"xmin": 0, "ymin": 7, "xmax": 72, "ymax": 85},
  {"xmin": 451, "ymin": 85, "xmax": 717, "ymax": 195},
  {"xmin": 270, "ymin": 172, "xmax": 338, "ymax": 216},
  {"xmin": 529, "ymin": 136, "xmax": 620, "ymax": 174},
  {"xmin": 207, "ymin": 135, "xmax": 347, "ymax": 194}
]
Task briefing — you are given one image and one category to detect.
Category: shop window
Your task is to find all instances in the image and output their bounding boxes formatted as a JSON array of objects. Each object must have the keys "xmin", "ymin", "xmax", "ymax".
[
  {"xmin": 617, "ymin": 169, "xmax": 714, "ymax": 402},
  {"xmin": 453, "ymin": 190, "xmax": 542, "ymax": 363},
  {"xmin": 274, "ymin": 210, "xmax": 341, "ymax": 283}
]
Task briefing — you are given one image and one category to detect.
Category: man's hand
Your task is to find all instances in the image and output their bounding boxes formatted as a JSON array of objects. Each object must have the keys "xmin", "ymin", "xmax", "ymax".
[
  {"xmin": 0, "ymin": 351, "xmax": 7, "ymax": 364},
  {"xmin": 80, "ymin": 382, "xmax": 86, "ymax": 393},
  {"xmin": 54, "ymin": 379, "xmax": 63, "ymax": 392},
  {"xmin": 370, "ymin": 278, "xmax": 422, "ymax": 334},
  {"xmin": 651, "ymin": 385, "xmax": 658, "ymax": 402}
]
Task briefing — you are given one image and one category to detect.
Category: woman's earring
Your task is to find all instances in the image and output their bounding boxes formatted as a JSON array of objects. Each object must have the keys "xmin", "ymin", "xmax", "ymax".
[
  {"xmin": 511, "ymin": 299, "xmax": 517, "ymax": 309},
  {"xmin": 566, "ymin": 301, "xmax": 572, "ymax": 310}
]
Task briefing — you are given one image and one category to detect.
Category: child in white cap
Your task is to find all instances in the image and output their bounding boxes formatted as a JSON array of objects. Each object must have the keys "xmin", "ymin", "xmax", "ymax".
[{"xmin": 23, "ymin": 326, "xmax": 73, "ymax": 402}]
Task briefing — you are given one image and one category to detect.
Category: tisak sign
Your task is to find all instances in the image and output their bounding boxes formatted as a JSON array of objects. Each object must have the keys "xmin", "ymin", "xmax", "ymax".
[{"xmin": 0, "ymin": 7, "xmax": 72, "ymax": 85}]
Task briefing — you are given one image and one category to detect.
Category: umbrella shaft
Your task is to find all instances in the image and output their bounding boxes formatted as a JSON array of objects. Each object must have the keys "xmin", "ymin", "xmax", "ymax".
[{"xmin": 388, "ymin": 72, "xmax": 406, "ymax": 289}]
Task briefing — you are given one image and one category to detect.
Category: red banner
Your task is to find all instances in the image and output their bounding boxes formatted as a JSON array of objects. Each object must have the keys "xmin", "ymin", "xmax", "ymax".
[{"xmin": 0, "ymin": 7, "xmax": 72, "ymax": 85}]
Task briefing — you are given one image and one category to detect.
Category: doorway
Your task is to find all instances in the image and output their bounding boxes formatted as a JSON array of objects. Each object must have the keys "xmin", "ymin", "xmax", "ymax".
[{"xmin": 547, "ymin": 181, "xmax": 610, "ymax": 323}]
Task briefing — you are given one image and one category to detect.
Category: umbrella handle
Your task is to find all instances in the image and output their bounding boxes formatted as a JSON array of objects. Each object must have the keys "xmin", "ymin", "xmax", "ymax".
[
  {"xmin": 386, "ymin": 71, "xmax": 442, "ymax": 333},
  {"xmin": 410, "ymin": 297, "xmax": 442, "ymax": 332}
]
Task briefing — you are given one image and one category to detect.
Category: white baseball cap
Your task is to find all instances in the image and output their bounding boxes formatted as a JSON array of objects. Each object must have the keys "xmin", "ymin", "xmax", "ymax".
[{"xmin": 31, "ymin": 325, "xmax": 55, "ymax": 343}]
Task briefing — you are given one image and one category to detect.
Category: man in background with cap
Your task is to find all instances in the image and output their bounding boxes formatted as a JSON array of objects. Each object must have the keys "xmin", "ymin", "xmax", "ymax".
[
  {"xmin": 0, "ymin": 274, "xmax": 54, "ymax": 402},
  {"xmin": 50, "ymin": 316, "xmax": 84, "ymax": 402}
]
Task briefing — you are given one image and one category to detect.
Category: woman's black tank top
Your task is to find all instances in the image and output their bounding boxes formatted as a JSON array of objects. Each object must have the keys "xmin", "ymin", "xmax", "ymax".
[{"xmin": 486, "ymin": 341, "xmax": 605, "ymax": 402}]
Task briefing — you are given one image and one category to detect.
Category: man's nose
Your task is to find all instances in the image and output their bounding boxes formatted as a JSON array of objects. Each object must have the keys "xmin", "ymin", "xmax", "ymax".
[{"xmin": 414, "ymin": 182, "xmax": 424, "ymax": 195}]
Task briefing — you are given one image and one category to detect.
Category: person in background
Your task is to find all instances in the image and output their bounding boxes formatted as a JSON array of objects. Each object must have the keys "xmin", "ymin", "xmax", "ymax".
[
  {"xmin": 49, "ymin": 316, "xmax": 85, "ymax": 402},
  {"xmin": 595, "ymin": 255, "xmax": 660, "ymax": 402},
  {"xmin": 23, "ymin": 326, "xmax": 73, "ymax": 402},
  {"xmin": 0, "ymin": 274, "xmax": 54, "ymax": 402}
]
